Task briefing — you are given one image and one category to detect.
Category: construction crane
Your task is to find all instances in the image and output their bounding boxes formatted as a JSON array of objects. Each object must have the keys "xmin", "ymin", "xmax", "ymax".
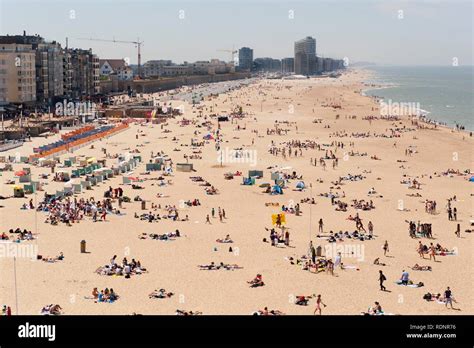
[
  {"xmin": 75, "ymin": 37, "xmax": 144, "ymax": 78},
  {"xmin": 217, "ymin": 48, "xmax": 238, "ymax": 66}
]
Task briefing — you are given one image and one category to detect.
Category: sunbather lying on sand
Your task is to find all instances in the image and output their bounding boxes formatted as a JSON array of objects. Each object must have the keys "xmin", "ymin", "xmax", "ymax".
[
  {"xmin": 295, "ymin": 294, "xmax": 316, "ymax": 306},
  {"xmin": 373, "ymin": 258, "xmax": 386, "ymax": 266},
  {"xmin": 254, "ymin": 307, "xmax": 284, "ymax": 315},
  {"xmin": 410, "ymin": 264, "xmax": 432, "ymax": 271},
  {"xmin": 248, "ymin": 274, "xmax": 265, "ymax": 287},
  {"xmin": 176, "ymin": 309, "xmax": 202, "ymax": 316},
  {"xmin": 41, "ymin": 252, "xmax": 64, "ymax": 263},
  {"xmin": 216, "ymin": 234, "xmax": 233, "ymax": 243},
  {"xmin": 139, "ymin": 230, "xmax": 181, "ymax": 240},
  {"xmin": 362, "ymin": 302, "xmax": 384, "ymax": 316},
  {"xmin": 149, "ymin": 289, "xmax": 174, "ymax": 299},
  {"xmin": 198, "ymin": 262, "xmax": 218, "ymax": 270},
  {"xmin": 198, "ymin": 262, "xmax": 242, "ymax": 270},
  {"xmin": 40, "ymin": 304, "xmax": 63, "ymax": 315}
]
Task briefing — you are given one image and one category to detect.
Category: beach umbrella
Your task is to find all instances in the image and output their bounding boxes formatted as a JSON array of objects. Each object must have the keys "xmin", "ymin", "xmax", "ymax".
[{"xmin": 296, "ymin": 181, "xmax": 306, "ymax": 189}]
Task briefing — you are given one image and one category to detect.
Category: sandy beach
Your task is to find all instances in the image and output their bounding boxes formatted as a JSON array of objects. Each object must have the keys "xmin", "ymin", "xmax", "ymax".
[{"xmin": 1, "ymin": 69, "xmax": 472, "ymax": 316}]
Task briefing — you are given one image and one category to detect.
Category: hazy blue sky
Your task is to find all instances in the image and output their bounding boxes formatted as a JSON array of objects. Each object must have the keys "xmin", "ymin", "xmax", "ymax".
[{"xmin": 0, "ymin": 0, "xmax": 472, "ymax": 66}]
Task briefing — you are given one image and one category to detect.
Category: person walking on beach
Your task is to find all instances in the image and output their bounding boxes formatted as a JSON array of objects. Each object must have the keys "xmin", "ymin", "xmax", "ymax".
[
  {"xmin": 211, "ymin": 208, "xmax": 215, "ymax": 219},
  {"xmin": 417, "ymin": 241, "xmax": 425, "ymax": 259},
  {"xmin": 284, "ymin": 230, "xmax": 290, "ymax": 246},
  {"xmin": 318, "ymin": 218, "xmax": 324, "ymax": 233},
  {"xmin": 368, "ymin": 221, "xmax": 374, "ymax": 236},
  {"xmin": 326, "ymin": 259, "xmax": 334, "ymax": 275},
  {"xmin": 313, "ymin": 295, "xmax": 326, "ymax": 315},
  {"xmin": 447, "ymin": 207, "xmax": 453, "ymax": 221},
  {"xmin": 444, "ymin": 287, "xmax": 454, "ymax": 309},
  {"xmin": 205, "ymin": 214, "xmax": 211, "ymax": 224},
  {"xmin": 455, "ymin": 224, "xmax": 461, "ymax": 238},
  {"xmin": 334, "ymin": 252, "xmax": 342, "ymax": 269},
  {"xmin": 428, "ymin": 243, "xmax": 436, "ymax": 262},
  {"xmin": 310, "ymin": 242, "xmax": 316, "ymax": 264},
  {"xmin": 453, "ymin": 207, "xmax": 457, "ymax": 221},
  {"xmin": 379, "ymin": 270, "xmax": 387, "ymax": 291},
  {"xmin": 383, "ymin": 240, "xmax": 389, "ymax": 256}
]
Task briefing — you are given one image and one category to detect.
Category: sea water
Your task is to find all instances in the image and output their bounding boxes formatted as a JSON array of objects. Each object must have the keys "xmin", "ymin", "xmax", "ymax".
[{"xmin": 364, "ymin": 66, "xmax": 473, "ymax": 130}]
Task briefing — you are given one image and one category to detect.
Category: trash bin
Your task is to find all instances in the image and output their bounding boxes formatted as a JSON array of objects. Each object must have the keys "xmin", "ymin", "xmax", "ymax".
[
  {"xmin": 141, "ymin": 200, "xmax": 146, "ymax": 210},
  {"xmin": 80, "ymin": 240, "xmax": 86, "ymax": 253},
  {"xmin": 13, "ymin": 187, "xmax": 24, "ymax": 198}
]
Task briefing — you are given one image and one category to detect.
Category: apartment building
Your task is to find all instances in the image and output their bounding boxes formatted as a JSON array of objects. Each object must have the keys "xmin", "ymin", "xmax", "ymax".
[{"xmin": 0, "ymin": 43, "xmax": 36, "ymax": 103}]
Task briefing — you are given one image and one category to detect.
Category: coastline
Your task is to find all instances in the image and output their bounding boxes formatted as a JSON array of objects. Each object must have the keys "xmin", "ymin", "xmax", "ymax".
[{"xmin": 356, "ymin": 66, "xmax": 473, "ymax": 132}]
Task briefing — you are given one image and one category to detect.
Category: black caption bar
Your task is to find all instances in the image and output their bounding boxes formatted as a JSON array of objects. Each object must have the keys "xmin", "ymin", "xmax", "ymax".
[{"xmin": 0, "ymin": 315, "xmax": 472, "ymax": 347}]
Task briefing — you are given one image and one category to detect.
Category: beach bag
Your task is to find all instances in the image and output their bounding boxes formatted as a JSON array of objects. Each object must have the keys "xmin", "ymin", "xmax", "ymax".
[{"xmin": 229, "ymin": 247, "xmax": 233, "ymax": 252}]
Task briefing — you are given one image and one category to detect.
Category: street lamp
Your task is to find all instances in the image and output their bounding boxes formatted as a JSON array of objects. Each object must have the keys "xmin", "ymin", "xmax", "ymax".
[
  {"xmin": 309, "ymin": 183, "xmax": 313, "ymax": 243},
  {"xmin": 13, "ymin": 256, "xmax": 18, "ymax": 315}
]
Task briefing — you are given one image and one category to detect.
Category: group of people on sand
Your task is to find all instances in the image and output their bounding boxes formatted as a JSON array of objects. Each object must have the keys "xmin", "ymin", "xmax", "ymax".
[
  {"xmin": 91, "ymin": 287, "xmax": 119, "ymax": 303},
  {"xmin": 104, "ymin": 186, "xmax": 124, "ymax": 199},
  {"xmin": 198, "ymin": 262, "xmax": 242, "ymax": 271},
  {"xmin": 189, "ymin": 176, "xmax": 219, "ymax": 195},
  {"xmin": 265, "ymin": 227, "xmax": 290, "ymax": 247},
  {"xmin": 424, "ymin": 199, "xmax": 437, "ymax": 214},
  {"xmin": 1, "ymin": 305, "xmax": 12, "ymax": 316},
  {"xmin": 292, "ymin": 294, "xmax": 326, "ymax": 314},
  {"xmin": 417, "ymin": 241, "xmax": 453, "ymax": 260},
  {"xmin": 408, "ymin": 220, "xmax": 433, "ymax": 238},
  {"xmin": 317, "ymin": 229, "xmax": 374, "ymax": 243},
  {"xmin": 1, "ymin": 228, "xmax": 34, "ymax": 241},
  {"xmin": 351, "ymin": 199, "xmax": 375, "ymax": 211},
  {"xmin": 96, "ymin": 255, "xmax": 147, "ymax": 278},
  {"xmin": 20, "ymin": 199, "xmax": 35, "ymax": 210},
  {"xmin": 285, "ymin": 249, "xmax": 344, "ymax": 276},
  {"xmin": 139, "ymin": 230, "xmax": 181, "ymax": 241},
  {"xmin": 38, "ymin": 195, "xmax": 119, "ymax": 225},
  {"xmin": 423, "ymin": 287, "xmax": 457, "ymax": 309},
  {"xmin": 205, "ymin": 206, "xmax": 226, "ymax": 224},
  {"xmin": 135, "ymin": 207, "xmax": 189, "ymax": 223}
]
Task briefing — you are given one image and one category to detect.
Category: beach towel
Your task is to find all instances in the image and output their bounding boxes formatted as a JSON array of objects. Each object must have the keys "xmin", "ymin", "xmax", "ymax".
[
  {"xmin": 342, "ymin": 265, "xmax": 360, "ymax": 270},
  {"xmin": 439, "ymin": 250, "xmax": 456, "ymax": 256},
  {"xmin": 395, "ymin": 280, "xmax": 423, "ymax": 288}
]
